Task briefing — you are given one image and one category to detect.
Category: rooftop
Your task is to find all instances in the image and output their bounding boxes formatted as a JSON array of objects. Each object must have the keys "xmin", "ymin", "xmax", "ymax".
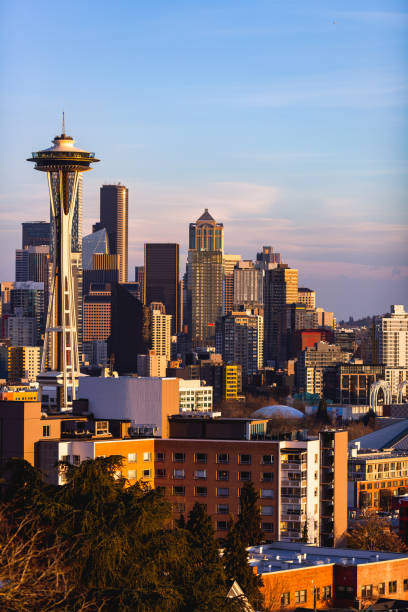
[{"xmin": 247, "ymin": 542, "xmax": 408, "ymax": 575}]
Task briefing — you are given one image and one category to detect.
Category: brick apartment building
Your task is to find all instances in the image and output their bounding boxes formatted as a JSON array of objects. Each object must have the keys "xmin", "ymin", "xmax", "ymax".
[{"xmin": 248, "ymin": 542, "xmax": 408, "ymax": 610}]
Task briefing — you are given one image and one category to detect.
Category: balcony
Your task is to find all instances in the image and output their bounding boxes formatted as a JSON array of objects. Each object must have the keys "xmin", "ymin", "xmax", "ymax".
[{"xmin": 281, "ymin": 496, "xmax": 302, "ymax": 504}]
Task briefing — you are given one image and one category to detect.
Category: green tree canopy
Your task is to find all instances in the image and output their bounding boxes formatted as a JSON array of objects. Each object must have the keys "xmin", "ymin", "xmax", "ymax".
[{"xmin": 235, "ymin": 482, "xmax": 264, "ymax": 547}]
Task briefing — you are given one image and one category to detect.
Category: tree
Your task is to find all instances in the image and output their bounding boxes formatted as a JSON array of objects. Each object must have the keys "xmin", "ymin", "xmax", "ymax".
[
  {"xmin": 223, "ymin": 522, "xmax": 264, "ymax": 610},
  {"xmin": 348, "ymin": 513, "xmax": 408, "ymax": 553},
  {"xmin": 316, "ymin": 398, "xmax": 330, "ymax": 424},
  {"xmin": 179, "ymin": 503, "xmax": 231, "ymax": 611},
  {"xmin": 301, "ymin": 521, "xmax": 308, "ymax": 543},
  {"xmin": 235, "ymin": 482, "xmax": 264, "ymax": 547}
]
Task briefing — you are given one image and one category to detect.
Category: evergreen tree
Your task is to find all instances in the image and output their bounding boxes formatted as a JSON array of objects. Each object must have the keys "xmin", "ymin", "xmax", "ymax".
[
  {"xmin": 316, "ymin": 398, "xmax": 330, "ymax": 423},
  {"xmin": 301, "ymin": 521, "xmax": 308, "ymax": 543},
  {"xmin": 179, "ymin": 502, "xmax": 231, "ymax": 611},
  {"xmin": 235, "ymin": 482, "xmax": 264, "ymax": 547},
  {"xmin": 223, "ymin": 522, "xmax": 264, "ymax": 609}
]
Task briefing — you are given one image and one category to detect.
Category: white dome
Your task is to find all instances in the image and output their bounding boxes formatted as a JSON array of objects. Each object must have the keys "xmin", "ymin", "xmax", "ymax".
[{"xmin": 251, "ymin": 405, "xmax": 304, "ymax": 419}]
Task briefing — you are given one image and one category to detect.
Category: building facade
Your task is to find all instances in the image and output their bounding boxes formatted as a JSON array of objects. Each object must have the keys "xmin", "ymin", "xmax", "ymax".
[
  {"xmin": 144, "ymin": 244, "xmax": 181, "ymax": 334},
  {"xmin": 99, "ymin": 184, "xmax": 128, "ymax": 283},
  {"xmin": 376, "ymin": 305, "xmax": 408, "ymax": 368}
]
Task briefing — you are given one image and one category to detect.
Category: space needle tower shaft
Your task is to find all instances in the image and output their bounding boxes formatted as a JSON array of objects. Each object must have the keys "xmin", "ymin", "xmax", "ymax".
[{"xmin": 28, "ymin": 117, "xmax": 99, "ymax": 410}]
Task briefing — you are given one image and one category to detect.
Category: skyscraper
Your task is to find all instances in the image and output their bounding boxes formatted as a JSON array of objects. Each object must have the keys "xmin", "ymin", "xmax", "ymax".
[
  {"xmin": 222, "ymin": 254, "xmax": 241, "ymax": 315},
  {"xmin": 264, "ymin": 265, "xmax": 298, "ymax": 365},
  {"xmin": 99, "ymin": 184, "xmax": 128, "ymax": 283},
  {"xmin": 144, "ymin": 243, "xmax": 181, "ymax": 334},
  {"xmin": 188, "ymin": 210, "xmax": 224, "ymax": 347},
  {"xmin": 27, "ymin": 121, "xmax": 99, "ymax": 410},
  {"xmin": 108, "ymin": 283, "xmax": 151, "ymax": 374},
  {"xmin": 233, "ymin": 260, "xmax": 264, "ymax": 309},
  {"xmin": 376, "ymin": 305, "xmax": 408, "ymax": 368},
  {"xmin": 22, "ymin": 221, "xmax": 50, "ymax": 248},
  {"xmin": 150, "ymin": 302, "xmax": 172, "ymax": 361},
  {"xmin": 216, "ymin": 310, "xmax": 263, "ymax": 382},
  {"xmin": 15, "ymin": 246, "xmax": 50, "ymax": 284},
  {"xmin": 82, "ymin": 228, "xmax": 109, "ymax": 271}
]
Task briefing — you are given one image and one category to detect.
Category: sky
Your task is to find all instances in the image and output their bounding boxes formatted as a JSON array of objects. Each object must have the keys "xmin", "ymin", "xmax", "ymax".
[{"xmin": 0, "ymin": 0, "xmax": 407, "ymax": 321}]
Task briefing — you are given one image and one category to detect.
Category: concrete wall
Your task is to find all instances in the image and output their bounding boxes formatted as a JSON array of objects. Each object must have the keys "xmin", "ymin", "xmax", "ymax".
[{"xmin": 78, "ymin": 376, "xmax": 179, "ymax": 436}]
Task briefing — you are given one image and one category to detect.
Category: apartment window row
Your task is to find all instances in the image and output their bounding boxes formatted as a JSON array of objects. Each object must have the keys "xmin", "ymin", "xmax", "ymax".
[
  {"xmin": 127, "ymin": 452, "xmax": 152, "ymax": 463},
  {"xmin": 282, "ymin": 586, "xmax": 331, "ymax": 606},
  {"xmin": 168, "ymin": 452, "xmax": 274, "ymax": 465},
  {"xmin": 362, "ymin": 580, "xmax": 408, "ymax": 597},
  {"xmin": 128, "ymin": 469, "xmax": 152, "ymax": 480}
]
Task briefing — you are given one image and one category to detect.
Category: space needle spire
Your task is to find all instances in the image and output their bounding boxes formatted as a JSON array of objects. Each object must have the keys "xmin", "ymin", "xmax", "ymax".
[{"xmin": 27, "ymin": 121, "xmax": 100, "ymax": 410}]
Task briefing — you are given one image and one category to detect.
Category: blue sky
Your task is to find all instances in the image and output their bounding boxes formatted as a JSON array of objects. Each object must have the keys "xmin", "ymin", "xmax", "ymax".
[{"xmin": 0, "ymin": 0, "xmax": 407, "ymax": 319}]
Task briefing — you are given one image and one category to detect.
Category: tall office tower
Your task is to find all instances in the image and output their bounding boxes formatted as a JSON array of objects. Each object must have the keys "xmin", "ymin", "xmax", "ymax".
[
  {"xmin": 27, "ymin": 121, "xmax": 99, "ymax": 410},
  {"xmin": 83, "ymin": 253, "xmax": 121, "ymax": 294},
  {"xmin": 137, "ymin": 350, "xmax": 167, "ymax": 377},
  {"xmin": 233, "ymin": 260, "xmax": 264, "ymax": 308},
  {"xmin": 264, "ymin": 265, "xmax": 298, "ymax": 365},
  {"xmin": 223, "ymin": 254, "xmax": 241, "ymax": 315},
  {"xmin": 10, "ymin": 282, "xmax": 45, "ymax": 344},
  {"xmin": 15, "ymin": 246, "xmax": 50, "ymax": 284},
  {"xmin": 99, "ymin": 184, "xmax": 128, "ymax": 283},
  {"xmin": 83, "ymin": 283, "xmax": 112, "ymax": 343},
  {"xmin": 108, "ymin": 283, "xmax": 151, "ymax": 374},
  {"xmin": 22, "ymin": 221, "xmax": 50, "ymax": 248},
  {"xmin": 8, "ymin": 346, "xmax": 41, "ymax": 383},
  {"xmin": 134, "ymin": 266, "xmax": 144, "ymax": 302},
  {"xmin": 0, "ymin": 282, "xmax": 14, "ymax": 315},
  {"xmin": 82, "ymin": 228, "xmax": 109, "ymax": 271},
  {"xmin": 216, "ymin": 310, "xmax": 263, "ymax": 382},
  {"xmin": 188, "ymin": 209, "xmax": 224, "ymax": 347},
  {"xmin": 297, "ymin": 287, "xmax": 316, "ymax": 310},
  {"xmin": 376, "ymin": 305, "xmax": 408, "ymax": 368},
  {"xmin": 144, "ymin": 244, "xmax": 181, "ymax": 334},
  {"xmin": 255, "ymin": 245, "xmax": 281, "ymax": 270},
  {"xmin": 150, "ymin": 302, "xmax": 172, "ymax": 362},
  {"xmin": 6, "ymin": 315, "xmax": 37, "ymax": 347}
]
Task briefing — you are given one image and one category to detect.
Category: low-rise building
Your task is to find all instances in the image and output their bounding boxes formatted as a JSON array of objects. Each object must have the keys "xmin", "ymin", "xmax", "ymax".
[
  {"xmin": 348, "ymin": 447, "xmax": 408, "ymax": 510},
  {"xmin": 248, "ymin": 542, "xmax": 408, "ymax": 610},
  {"xmin": 178, "ymin": 378, "xmax": 213, "ymax": 412}
]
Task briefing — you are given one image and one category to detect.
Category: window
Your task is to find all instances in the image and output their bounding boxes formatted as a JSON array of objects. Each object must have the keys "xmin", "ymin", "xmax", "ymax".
[
  {"xmin": 262, "ymin": 522, "xmax": 274, "ymax": 532},
  {"xmin": 389, "ymin": 581, "xmax": 397, "ymax": 594},
  {"xmin": 128, "ymin": 453, "xmax": 137, "ymax": 463},
  {"xmin": 173, "ymin": 486, "xmax": 185, "ymax": 496},
  {"xmin": 217, "ymin": 453, "xmax": 229, "ymax": 464},
  {"xmin": 194, "ymin": 470, "xmax": 207, "ymax": 479},
  {"xmin": 42, "ymin": 425, "xmax": 50, "ymax": 437},
  {"xmin": 143, "ymin": 452, "xmax": 152, "ymax": 462},
  {"xmin": 217, "ymin": 470, "xmax": 229, "ymax": 481},
  {"xmin": 295, "ymin": 590, "xmax": 307, "ymax": 604},
  {"xmin": 61, "ymin": 455, "xmax": 69, "ymax": 463},
  {"xmin": 281, "ymin": 592, "xmax": 290, "ymax": 606},
  {"xmin": 143, "ymin": 469, "xmax": 151, "ymax": 478},
  {"xmin": 262, "ymin": 454, "xmax": 274, "ymax": 465},
  {"xmin": 173, "ymin": 502, "xmax": 185, "ymax": 512},
  {"xmin": 128, "ymin": 469, "xmax": 137, "ymax": 479},
  {"xmin": 315, "ymin": 587, "xmax": 320, "ymax": 601},
  {"xmin": 156, "ymin": 452, "xmax": 165, "ymax": 461},
  {"xmin": 217, "ymin": 504, "xmax": 229, "ymax": 514},
  {"xmin": 217, "ymin": 488, "xmax": 229, "ymax": 497},
  {"xmin": 362, "ymin": 585, "xmax": 372, "ymax": 598},
  {"xmin": 156, "ymin": 468, "xmax": 166, "ymax": 478},
  {"xmin": 239, "ymin": 471, "xmax": 251, "ymax": 481},
  {"xmin": 239, "ymin": 454, "xmax": 251, "ymax": 465},
  {"xmin": 195, "ymin": 453, "xmax": 207, "ymax": 464},
  {"xmin": 217, "ymin": 520, "xmax": 228, "ymax": 530},
  {"xmin": 261, "ymin": 506, "xmax": 274, "ymax": 515},
  {"xmin": 72, "ymin": 455, "xmax": 80, "ymax": 466},
  {"xmin": 261, "ymin": 472, "xmax": 273, "ymax": 482},
  {"xmin": 378, "ymin": 583, "xmax": 385, "ymax": 595},
  {"xmin": 403, "ymin": 579, "xmax": 408, "ymax": 592},
  {"xmin": 195, "ymin": 486, "xmax": 207, "ymax": 497},
  {"xmin": 174, "ymin": 469, "xmax": 185, "ymax": 479},
  {"xmin": 174, "ymin": 452, "xmax": 185, "ymax": 462},
  {"xmin": 322, "ymin": 586, "xmax": 331, "ymax": 600},
  {"xmin": 261, "ymin": 489, "xmax": 274, "ymax": 498},
  {"xmin": 95, "ymin": 420, "xmax": 109, "ymax": 435}
]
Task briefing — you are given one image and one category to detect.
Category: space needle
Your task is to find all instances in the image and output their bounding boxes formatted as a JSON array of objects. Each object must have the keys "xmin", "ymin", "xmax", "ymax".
[{"xmin": 27, "ymin": 116, "xmax": 99, "ymax": 410}]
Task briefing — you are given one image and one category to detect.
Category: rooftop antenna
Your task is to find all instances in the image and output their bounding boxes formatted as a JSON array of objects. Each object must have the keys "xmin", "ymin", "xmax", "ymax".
[{"xmin": 62, "ymin": 111, "xmax": 65, "ymax": 136}]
